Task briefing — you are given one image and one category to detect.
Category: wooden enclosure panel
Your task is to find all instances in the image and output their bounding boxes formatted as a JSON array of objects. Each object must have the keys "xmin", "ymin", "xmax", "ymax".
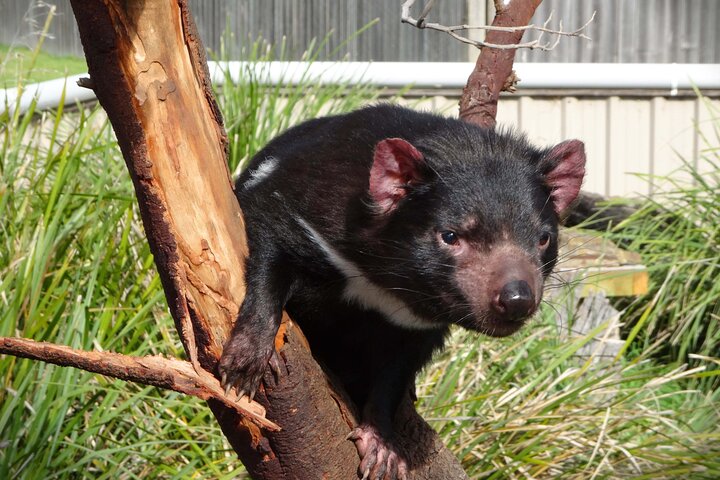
[
  {"xmin": 518, "ymin": 97, "xmax": 564, "ymax": 146},
  {"xmin": 607, "ymin": 97, "xmax": 653, "ymax": 197},
  {"xmin": 695, "ymin": 96, "xmax": 720, "ymax": 177},
  {"xmin": 651, "ymin": 98, "xmax": 697, "ymax": 190},
  {"xmin": 562, "ymin": 98, "xmax": 609, "ymax": 195},
  {"xmin": 9, "ymin": 1, "xmax": 720, "ymax": 63},
  {"xmin": 495, "ymin": 96, "xmax": 520, "ymax": 130}
]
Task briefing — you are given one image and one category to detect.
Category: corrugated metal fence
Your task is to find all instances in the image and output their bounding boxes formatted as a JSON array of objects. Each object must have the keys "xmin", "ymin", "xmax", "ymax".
[
  {"xmin": 1, "ymin": 0, "xmax": 718, "ymax": 63},
  {"xmin": 1, "ymin": 1, "xmax": 717, "ymax": 199},
  {"xmin": 188, "ymin": 0, "xmax": 469, "ymax": 61},
  {"xmin": 519, "ymin": 0, "xmax": 720, "ymax": 63}
]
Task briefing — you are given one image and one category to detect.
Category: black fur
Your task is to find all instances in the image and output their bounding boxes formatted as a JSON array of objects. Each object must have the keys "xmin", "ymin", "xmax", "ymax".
[{"xmin": 219, "ymin": 104, "xmax": 585, "ymax": 478}]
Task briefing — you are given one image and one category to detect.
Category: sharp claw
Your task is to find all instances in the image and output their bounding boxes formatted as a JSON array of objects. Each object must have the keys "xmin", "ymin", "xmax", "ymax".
[
  {"xmin": 386, "ymin": 454, "xmax": 399, "ymax": 480},
  {"xmin": 350, "ymin": 425, "xmax": 408, "ymax": 480},
  {"xmin": 363, "ymin": 445, "xmax": 378, "ymax": 476},
  {"xmin": 374, "ymin": 457, "xmax": 387, "ymax": 480},
  {"xmin": 237, "ymin": 389, "xmax": 246, "ymax": 400},
  {"xmin": 249, "ymin": 386, "xmax": 257, "ymax": 401},
  {"xmin": 220, "ymin": 371, "xmax": 227, "ymax": 386},
  {"xmin": 224, "ymin": 382, "xmax": 233, "ymax": 397},
  {"xmin": 268, "ymin": 351, "xmax": 284, "ymax": 381}
]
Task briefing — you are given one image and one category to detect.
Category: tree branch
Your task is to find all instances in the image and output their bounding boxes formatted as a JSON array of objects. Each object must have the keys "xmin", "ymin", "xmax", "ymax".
[
  {"xmin": 458, "ymin": 0, "xmax": 542, "ymax": 127},
  {"xmin": 401, "ymin": 0, "xmax": 594, "ymax": 51},
  {"xmin": 0, "ymin": 336, "xmax": 279, "ymax": 431}
]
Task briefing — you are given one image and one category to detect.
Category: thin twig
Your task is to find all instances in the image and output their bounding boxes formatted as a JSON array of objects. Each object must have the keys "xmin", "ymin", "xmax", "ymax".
[
  {"xmin": 417, "ymin": 0, "xmax": 436, "ymax": 27},
  {"xmin": 401, "ymin": 0, "xmax": 595, "ymax": 51}
]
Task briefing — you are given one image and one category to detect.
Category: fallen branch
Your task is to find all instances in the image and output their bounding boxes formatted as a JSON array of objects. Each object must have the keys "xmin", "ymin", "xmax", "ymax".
[
  {"xmin": 0, "ymin": 336, "xmax": 279, "ymax": 431},
  {"xmin": 401, "ymin": 0, "xmax": 594, "ymax": 51}
]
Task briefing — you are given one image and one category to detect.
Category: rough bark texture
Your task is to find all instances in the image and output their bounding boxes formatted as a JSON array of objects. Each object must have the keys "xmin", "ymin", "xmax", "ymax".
[
  {"xmin": 68, "ymin": 0, "xmax": 466, "ymax": 478},
  {"xmin": 459, "ymin": 0, "xmax": 542, "ymax": 127}
]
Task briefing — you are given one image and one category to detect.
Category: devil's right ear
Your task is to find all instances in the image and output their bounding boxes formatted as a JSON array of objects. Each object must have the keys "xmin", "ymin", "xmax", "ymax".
[
  {"xmin": 540, "ymin": 140, "xmax": 586, "ymax": 215},
  {"xmin": 369, "ymin": 138, "xmax": 426, "ymax": 214}
]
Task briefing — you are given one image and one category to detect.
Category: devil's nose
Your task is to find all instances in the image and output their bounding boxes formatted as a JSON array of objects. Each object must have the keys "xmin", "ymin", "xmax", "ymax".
[{"xmin": 494, "ymin": 280, "xmax": 536, "ymax": 321}]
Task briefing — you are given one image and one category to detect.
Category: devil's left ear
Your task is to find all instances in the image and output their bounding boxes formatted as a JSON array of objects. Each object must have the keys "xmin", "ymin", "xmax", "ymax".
[{"xmin": 541, "ymin": 139, "xmax": 586, "ymax": 215}]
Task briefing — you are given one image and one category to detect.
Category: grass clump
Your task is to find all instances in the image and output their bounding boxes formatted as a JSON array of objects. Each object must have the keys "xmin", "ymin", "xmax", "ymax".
[
  {"xmin": 0, "ymin": 86, "xmax": 244, "ymax": 479},
  {"xmin": 602, "ymin": 97, "xmax": 720, "ymax": 375},
  {"xmin": 215, "ymin": 35, "xmax": 379, "ymax": 173},
  {"xmin": 418, "ymin": 313, "xmax": 720, "ymax": 479}
]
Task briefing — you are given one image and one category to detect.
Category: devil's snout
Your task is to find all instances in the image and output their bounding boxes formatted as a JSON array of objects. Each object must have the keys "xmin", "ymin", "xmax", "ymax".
[
  {"xmin": 454, "ymin": 242, "xmax": 544, "ymax": 335},
  {"xmin": 493, "ymin": 279, "xmax": 536, "ymax": 321}
]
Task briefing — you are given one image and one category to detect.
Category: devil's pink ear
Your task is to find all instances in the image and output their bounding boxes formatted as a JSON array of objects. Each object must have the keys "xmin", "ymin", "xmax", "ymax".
[
  {"xmin": 543, "ymin": 140, "xmax": 586, "ymax": 215},
  {"xmin": 369, "ymin": 138, "xmax": 425, "ymax": 213}
]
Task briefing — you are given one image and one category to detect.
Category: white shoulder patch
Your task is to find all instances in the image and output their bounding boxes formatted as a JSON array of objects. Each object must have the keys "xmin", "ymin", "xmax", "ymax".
[
  {"xmin": 296, "ymin": 217, "xmax": 441, "ymax": 330},
  {"xmin": 243, "ymin": 156, "xmax": 280, "ymax": 190}
]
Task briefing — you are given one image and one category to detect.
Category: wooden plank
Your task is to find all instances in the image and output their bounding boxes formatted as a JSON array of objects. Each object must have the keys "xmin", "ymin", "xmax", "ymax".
[
  {"xmin": 695, "ymin": 95, "xmax": 720, "ymax": 176},
  {"xmin": 553, "ymin": 229, "xmax": 649, "ymax": 298},
  {"xmin": 495, "ymin": 96, "xmax": 520, "ymax": 128}
]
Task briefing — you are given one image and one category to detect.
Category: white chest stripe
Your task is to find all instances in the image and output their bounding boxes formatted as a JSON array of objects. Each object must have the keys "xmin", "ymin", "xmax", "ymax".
[
  {"xmin": 296, "ymin": 217, "xmax": 439, "ymax": 330},
  {"xmin": 243, "ymin": 156, "xmax": 280, "ymax": 190}
]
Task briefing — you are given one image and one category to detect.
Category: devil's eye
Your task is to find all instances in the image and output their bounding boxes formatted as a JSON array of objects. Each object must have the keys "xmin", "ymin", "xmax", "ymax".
[
  {"xmin": 440, "ymin": 230, "xmax": 459, "ymax": 245},
  {"xmin": 539, "ymin": 231, "xmax": 551, "ymax": 247}
]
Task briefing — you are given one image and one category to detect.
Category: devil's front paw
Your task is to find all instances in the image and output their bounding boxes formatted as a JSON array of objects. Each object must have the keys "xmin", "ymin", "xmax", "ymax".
[
  {"xmin": 348, "ymin": 424, "xmax": 408, "ymax": 480},
  {"xmin": 218, "ymin": 330, "xmax": 274, "ymax": 401}
]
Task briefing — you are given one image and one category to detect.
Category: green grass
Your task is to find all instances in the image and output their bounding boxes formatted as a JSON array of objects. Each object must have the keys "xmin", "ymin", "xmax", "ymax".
[
  {"xmin": 0, "ymin": 44, "xmax": 87, "ymax": 85},
  {"xmin": 1, "ymin": 42, "xmax": 719, "ymax": 479},
  {"xmin": 214, "ymin": 36, "xmax": 380, "ymax": 174},
  {"xmin": 417, "ymin": 311, "xmax": 720, "ymax": 478},
  {"xmin": 580, "ymin": 95, "xmax": 720, "ymax": 388},
  {"xmin": 0, "ymin": 85, "xmax": 243, "ymax": 480}
]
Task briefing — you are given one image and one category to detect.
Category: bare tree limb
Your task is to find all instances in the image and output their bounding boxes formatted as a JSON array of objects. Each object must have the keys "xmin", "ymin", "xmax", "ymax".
[
  {"xmin": 401, "ymin": 0, "xmax": 594, "ymax": 51},
  {"xmin": 457, "ymin": 0, "xmax": 543, "ymax": 127},
  {"xmin": 0, "ymin": 336, "xmax": 279, "ymax": 431}
]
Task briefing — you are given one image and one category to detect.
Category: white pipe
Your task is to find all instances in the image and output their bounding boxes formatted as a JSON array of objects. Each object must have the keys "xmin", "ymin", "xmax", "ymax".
[
  {"xmin": 2, "ymin": 62, "xmax": 719, "ymax": 115},
  {"xmin": 516, "ymin": 63, "xmax": 719, "ymax": 91},
  {"xmin": 1, "ymin": 74, "xmax": 95, "ymax": 116},
  {"xmin": 208, "ymin": 61, "xmax": 720, "ymax": 91}
]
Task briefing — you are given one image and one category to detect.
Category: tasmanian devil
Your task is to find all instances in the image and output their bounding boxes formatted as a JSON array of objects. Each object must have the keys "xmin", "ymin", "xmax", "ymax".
[{"xmin": 219, "ymin": 104, "xmax": 586, "ymax": 479}]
